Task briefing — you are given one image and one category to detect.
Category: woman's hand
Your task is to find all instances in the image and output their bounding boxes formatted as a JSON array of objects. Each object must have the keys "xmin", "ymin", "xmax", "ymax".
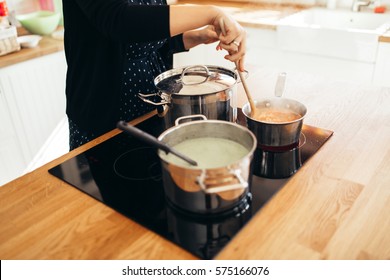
[
  {"xmin": 170, "ymin": 5, "xmax": 247, "ymax": 71},
  {"xmin": 213, "ymin": 13, "xmax": 246, "ymax": 72},
  {"xmin": 183, "ymin": 25, "xmax": 219, "ymax": 50}
]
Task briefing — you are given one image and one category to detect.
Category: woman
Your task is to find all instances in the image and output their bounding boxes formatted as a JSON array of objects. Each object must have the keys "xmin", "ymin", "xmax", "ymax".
[{"xmin": 63, "ymin": 0, "xmax": 247, "ymax": 150}]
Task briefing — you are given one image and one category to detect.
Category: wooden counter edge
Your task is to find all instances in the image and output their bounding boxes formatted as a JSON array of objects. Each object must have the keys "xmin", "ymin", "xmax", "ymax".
[{"xmin": 379, "ymin": 33, "xmax": 390, "ymax": 43}]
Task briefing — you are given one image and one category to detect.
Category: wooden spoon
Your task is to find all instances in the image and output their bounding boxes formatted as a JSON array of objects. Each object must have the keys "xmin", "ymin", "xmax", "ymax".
[{"xmin": 219, "ymin": 18, "xmax": 257, "ymax": 117}]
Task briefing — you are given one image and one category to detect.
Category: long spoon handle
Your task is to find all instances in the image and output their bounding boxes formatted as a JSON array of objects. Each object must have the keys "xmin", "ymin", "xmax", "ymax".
[
  {"xmin": 236, "ymin": 63, "xmax": 256, "ymax": 113},
  {"xmin": 219, "ymin": 18, "xmax": 256, "ymax": 116},
  {"xmin": 117, "ymin": 121, "xmax": 198, "ymax": 166}
]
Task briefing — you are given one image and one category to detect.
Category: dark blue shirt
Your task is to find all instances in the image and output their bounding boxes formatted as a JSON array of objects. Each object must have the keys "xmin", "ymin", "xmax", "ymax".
[{"xmin": 63, "ymin": 0, "xmax": 185, "ymax": 136}]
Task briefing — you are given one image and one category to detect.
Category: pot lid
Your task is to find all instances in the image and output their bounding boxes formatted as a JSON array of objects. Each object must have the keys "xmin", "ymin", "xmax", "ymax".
[{"xmin": 155, "ymin": 65, "xmax": 237, "ymax": 95}]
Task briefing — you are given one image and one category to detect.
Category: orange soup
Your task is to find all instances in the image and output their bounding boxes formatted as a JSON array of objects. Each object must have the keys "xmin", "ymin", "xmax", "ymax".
[{"xmin": 253, "ymin": 107, "xmax": 301, "ymax": 123}]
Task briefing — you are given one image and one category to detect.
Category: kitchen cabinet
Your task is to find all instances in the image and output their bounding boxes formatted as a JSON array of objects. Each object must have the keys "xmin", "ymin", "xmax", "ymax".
[
  {"xmin": 0, "ymin": 81, "xmax": 26, "ymax": 186},
  {"xmin": 373, "ymin": 42, "xmax": 390, "ymax": 87},
  {"xmin": 0, "ymin": 51, "xmax": 67, "ymax": 186},
  {"xmin": 174, "ymin": 26, "xmax": 384, "ymax": 86},
  {"xmin": 174, "ymin": 41, "xmax": 232, "ymax": 69},
  {"xmin": 271, "ymin": 51, "xmax": 375, "ymax": 85}
]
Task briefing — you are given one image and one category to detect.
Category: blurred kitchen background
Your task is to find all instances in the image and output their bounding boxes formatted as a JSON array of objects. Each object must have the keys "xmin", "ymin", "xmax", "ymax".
[{"xmin": 6, "ymin": 0, "xmax": 61, "ymax": 15}]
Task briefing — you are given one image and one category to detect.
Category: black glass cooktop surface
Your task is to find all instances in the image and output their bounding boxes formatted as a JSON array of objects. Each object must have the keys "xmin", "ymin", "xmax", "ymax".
[{"xmin": 49, "ymin": 111, "xmax": 333, "ymax": 259}]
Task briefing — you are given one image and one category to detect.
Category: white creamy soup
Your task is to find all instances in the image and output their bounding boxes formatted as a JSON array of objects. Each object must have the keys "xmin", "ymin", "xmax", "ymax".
[{"xmin": 161, "ymin": 137, "xmax": 249, "ymax": 168}]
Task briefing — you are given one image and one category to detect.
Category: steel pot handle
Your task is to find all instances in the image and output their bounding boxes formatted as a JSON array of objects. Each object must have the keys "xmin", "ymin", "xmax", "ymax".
[
  {"xmin": 138, "ymin": 92, "xmax": 169, "ymax": 106},
  {"xmin": 174, "ymin": 114, "xmax": 207, "ymax": 126},
  {"xmin": 180, "ymin": 65, "xmax": 210, "ymax": 86},
  {"xmin": 235, "ymin": 68, "xmax": 249, "ymax": 84},
  {"xmin": 197, "ymin": 169, "xmax": 248, "ymax": 194}
]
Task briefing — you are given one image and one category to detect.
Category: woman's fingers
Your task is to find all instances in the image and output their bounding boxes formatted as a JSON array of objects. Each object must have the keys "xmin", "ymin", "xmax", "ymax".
[{"xmin": 214, "ymin": 14, "xmax": 246, "ymax": 68}]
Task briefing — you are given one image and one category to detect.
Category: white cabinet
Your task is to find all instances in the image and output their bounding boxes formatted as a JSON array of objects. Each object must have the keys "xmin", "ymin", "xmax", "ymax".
[
  {"xmin": 174, "ymin": 42, "xmax": 232, "ymax": 69},
  {"xmin": 175, "ymin": 27, "xmax": 387, "ymax": 87},
  {"xmin": 273, "ymin": 51, "xmax": 376, "ymax": 85},
  {"xmin": 0, "ymin": 82, "xmax": 26, "ymax": 185},
  {"xmin": 244, "ymin": 27, "xmax": 279, "ymax": 69},
  {"xmin": 373, "ymin": 42, "xmax": 390, "ymax": 87},
  {"xmin": 0, "ymin": 51, "xmax": 67, "ymax": 186},
  {"xmin": 173, "ymin": 27, "xmax": 278, "ymax": 70}
]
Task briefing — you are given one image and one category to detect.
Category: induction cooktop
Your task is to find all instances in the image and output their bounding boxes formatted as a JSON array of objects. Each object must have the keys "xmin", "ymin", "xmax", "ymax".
[{"xmin": 49, "ymin": 110, "xmax": 333, "ymax": 259}]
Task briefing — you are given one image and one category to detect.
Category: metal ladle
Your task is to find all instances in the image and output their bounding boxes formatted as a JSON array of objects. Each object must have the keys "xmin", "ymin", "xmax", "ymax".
[
  {"xmin": 117, "ymin": 121, "xmax": 198, "ymax": 166},
  {"xmin": 275, "ymin": 72, "xmax": 287, "ymax": 97}
]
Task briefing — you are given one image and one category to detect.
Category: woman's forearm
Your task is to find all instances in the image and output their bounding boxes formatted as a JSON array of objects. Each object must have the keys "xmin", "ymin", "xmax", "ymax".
[{"xmin": 169, "ymin": 5, "xmax": 220, "ymax": 37}]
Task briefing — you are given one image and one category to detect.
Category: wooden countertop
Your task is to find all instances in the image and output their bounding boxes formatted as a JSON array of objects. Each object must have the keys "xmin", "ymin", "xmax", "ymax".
[
  {"xmin": 179, "ymin": 1, "xmax": 390, "ymax": 41},
  {"xmin": 177, "ymin": 0, "xmax": 306, "ymax": 30},
  {"xmin": 1, "ymin": 66, "xmax": 389, "ymax": 260},
  {"xmin": 379, "ymin": 31, "xmax": 390, "ymax": 43},
  {"xmin": 0, "ymin": 27, "xmax": 64, "ymax": 68}
]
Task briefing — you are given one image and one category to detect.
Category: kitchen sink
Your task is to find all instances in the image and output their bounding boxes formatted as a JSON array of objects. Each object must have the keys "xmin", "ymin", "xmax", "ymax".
[
  {"xmin": 279, "ymin": 7, "xmax": 390, "ymax": 30},
  {"xmin": 277, "ymin": 8, "xmax": 390, "ymax": 62}
]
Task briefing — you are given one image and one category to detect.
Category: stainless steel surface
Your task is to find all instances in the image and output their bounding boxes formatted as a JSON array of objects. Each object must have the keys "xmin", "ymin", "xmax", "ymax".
[
  {"xmin": 274, "ymin": 72, "xmax": 287, "ymax": 97},
  {"xmin": 253, "ymin": 140, "xmax": 302, "ymax": 179},
  {"xmin": 242, "ymin": 97, "xmax": 307, "ymax": 147},
  {"xmin": 157, "ymin": 119, "xmax": 257, "ymax": 214},
  {"xmin": 352, "ymin": 0, "xmax": 372, "ymax": 12},
  {"xmin": 138, "ymin": 65, "xmax": 238, "ymax": 128}
]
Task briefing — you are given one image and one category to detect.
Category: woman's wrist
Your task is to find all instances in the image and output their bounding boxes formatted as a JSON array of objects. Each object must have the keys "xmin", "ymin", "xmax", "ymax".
[
  {"xmin": 182, "ymin": 30, "xmax": 198, "ymax": 50},
  {"xmin": 183, "ymin": 25, "xmax": 219, "ymax": 50}
]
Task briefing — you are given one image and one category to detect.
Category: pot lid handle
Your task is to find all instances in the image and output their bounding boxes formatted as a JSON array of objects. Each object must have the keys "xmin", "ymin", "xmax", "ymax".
[
  {"xmin": 138, "ymin": 93, "xmax": 169, "ymax": 106},
  {"xmin": 180, "ymin": 65, "xmax": 210, "ymax": 86}
]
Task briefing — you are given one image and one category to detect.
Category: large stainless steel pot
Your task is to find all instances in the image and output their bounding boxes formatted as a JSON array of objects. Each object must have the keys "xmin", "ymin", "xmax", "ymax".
[
  {"xmin": 157, "ymin": 115, "xmax": 257, "ymax": 215},
  {"xmin": 242, "ymin": 97, "xmax": 307, "ymax": 147},
  {"xmin": 139, "ymin": 65, "xmax": 238, "ymax": 129}
]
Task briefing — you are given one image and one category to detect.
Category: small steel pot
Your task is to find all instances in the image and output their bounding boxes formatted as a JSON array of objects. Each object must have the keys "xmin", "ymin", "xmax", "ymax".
[
  {"xmin": 157, "ymin": 115, "xmax": 257, "ymax": 215},
  {"xmin": 139, "ymin": 65, "xmax": 238, "ymax": 129},
  {"xmin": 242, "ymin": 97, "xmax": 307, "ymax": 147},
  {"xmin": 253, "ymin": 145, "xmax": 302, "ymax": 178}
]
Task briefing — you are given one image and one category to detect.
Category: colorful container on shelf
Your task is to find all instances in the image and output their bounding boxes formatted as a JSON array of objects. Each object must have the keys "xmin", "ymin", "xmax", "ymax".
[
  {"xmin": 39, "ymin": 0, "xmax": 54, "ymax": 11},
  {"xmin": 16, "ymin": 10, "xmax": 60, "ymax": 35},
  {"xmin": 39, "ymin": 0, "xmax": 63, "ymax": 25}
]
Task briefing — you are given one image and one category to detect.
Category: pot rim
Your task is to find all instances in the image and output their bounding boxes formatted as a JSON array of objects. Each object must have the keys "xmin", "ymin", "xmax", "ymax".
[
  {"xmin": 242, "ymin": 97, "xmax": 307, "ymax": 125},
  {"xmin": 157, "ymin": 119, "xmax": 257, "ymax": 170},
  {"xmin": 154, "ymin": 65, "xmax": 238, "ymax": 96}
]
